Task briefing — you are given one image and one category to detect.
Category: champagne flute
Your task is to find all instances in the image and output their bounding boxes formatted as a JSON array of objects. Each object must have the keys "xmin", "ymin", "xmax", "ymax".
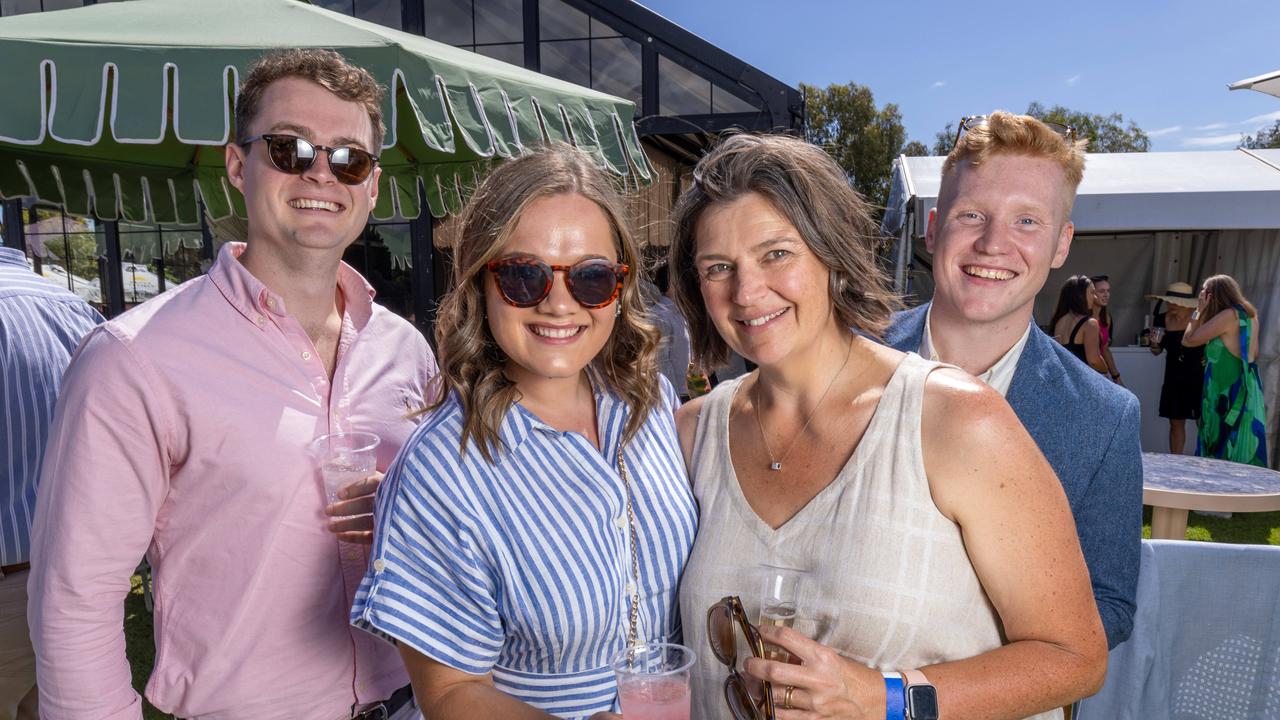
[{"xmin": 759, "ymin": 566, "xmax": 804, "ymax": 662}]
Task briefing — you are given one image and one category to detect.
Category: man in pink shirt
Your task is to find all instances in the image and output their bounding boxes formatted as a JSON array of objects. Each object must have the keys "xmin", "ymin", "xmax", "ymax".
[{"xmin": 28, "ymin": 50, "xmax": 436, "ymax": 720}]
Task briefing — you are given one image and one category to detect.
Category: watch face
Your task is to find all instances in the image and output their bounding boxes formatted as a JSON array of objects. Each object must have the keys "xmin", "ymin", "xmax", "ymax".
[{"xmin": 907, "ymin": 685, "xmax": 939, "ymax": 720}]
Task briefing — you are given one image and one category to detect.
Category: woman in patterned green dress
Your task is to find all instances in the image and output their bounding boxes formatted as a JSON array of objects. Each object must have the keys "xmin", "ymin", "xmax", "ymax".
[{"xmin": 1181, "ymin": 274, "xmax": 1268, "ymax": 466}]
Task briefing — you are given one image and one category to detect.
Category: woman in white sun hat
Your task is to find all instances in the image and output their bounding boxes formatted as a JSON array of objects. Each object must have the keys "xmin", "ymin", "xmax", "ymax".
[{"xmin": 1147, "ymin": 282, "xmax": 1204, "ymax": 454}]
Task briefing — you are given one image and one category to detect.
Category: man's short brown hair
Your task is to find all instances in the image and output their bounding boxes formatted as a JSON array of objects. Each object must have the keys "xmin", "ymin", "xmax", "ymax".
[
  {"xmin": 942, "ymin": 111, "xmax": 1088, "ymax": 207},
  {"xmin": 235, "ymin": 49, "xmax": 386, "ymax": 151}
]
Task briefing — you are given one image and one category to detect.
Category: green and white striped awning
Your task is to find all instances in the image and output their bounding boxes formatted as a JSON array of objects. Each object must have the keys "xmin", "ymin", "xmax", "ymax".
[{"xmin": 0, "ymin": 0, "xmax": 653, "ymax": 225}]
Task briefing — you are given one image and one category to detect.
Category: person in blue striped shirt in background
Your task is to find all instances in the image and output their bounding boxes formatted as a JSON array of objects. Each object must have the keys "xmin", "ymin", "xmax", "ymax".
[
  {"xmin": 0, "ymin": 242, "xmax": 102, "ymax": 719},
  {"xmin": 351, "ymin": 145, "xmax": 697, "ymax": 720}
]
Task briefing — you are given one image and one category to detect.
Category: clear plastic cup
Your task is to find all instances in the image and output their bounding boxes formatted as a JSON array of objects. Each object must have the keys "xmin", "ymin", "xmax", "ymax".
[
  {"xmin": 310, "ymin": 431, "xmax": 380, "ymax": 506},
  {"xmin": 610, "ymin": 643, "xmax": 695, "ymax": 720}
]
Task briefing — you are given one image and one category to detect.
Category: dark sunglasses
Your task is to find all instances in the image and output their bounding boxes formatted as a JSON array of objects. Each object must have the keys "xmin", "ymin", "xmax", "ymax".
[
  {"xmin": 952, "ymin": 114, "xmax": 1076, "ymax": 148},
  {"xmin": 485, "ymin": 256, "xmax": 628, "ymax": 309},
  {"xmin": 239, "ymin": 134, "xmax": 379, "ymax": 185},
  {"xmin": 708, "ymin": 596, "xmax": 775, "ymax": 720}
]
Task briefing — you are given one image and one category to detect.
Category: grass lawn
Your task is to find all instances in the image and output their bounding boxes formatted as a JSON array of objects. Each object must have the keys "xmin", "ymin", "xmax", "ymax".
[{"xmin": 122, "ymin": 509, "xmax": 1280, "ymax": 716}]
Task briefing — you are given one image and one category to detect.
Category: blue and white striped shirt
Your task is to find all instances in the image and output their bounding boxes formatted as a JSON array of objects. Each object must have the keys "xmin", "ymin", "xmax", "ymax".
[
  {"xmin": 353, "ymin": 373, "xmax": 697, "ymax": 719},
  {"xmin": 1, "ymin": 247, "xmax": 103, "ymax": 566}
]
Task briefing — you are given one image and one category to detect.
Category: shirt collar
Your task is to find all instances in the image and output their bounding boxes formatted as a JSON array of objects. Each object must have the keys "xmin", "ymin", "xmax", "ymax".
[
  {"xmin": 0, "ymin": 247, "xmax": 27, "ymax": 268},
  {"xmin": 919, "ymin": 304, "xmax": 1033, "ymax": 397},
  {"xmin": 207, "ymin": 242, "xmax": 376, "ymax": 329},
  {"xmin": 498, "ymin": 366, "xmax": 625, "ymax": 454}
]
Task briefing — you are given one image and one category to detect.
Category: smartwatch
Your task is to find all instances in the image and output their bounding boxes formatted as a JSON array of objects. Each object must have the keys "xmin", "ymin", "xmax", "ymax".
[{"xmin": 902, "ymin": 669, "xmax": 939, "ymax": 720}]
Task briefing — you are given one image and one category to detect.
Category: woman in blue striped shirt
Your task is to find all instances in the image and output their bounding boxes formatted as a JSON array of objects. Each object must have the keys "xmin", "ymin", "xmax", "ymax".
[{"xmin": 352, "ymin": 145, "xmax": 697, "ymax": 719}]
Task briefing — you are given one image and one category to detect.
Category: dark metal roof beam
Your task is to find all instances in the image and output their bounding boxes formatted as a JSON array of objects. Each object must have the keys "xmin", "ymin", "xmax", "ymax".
[{"xmin": 560, "ymin": 0, "xmax": 803, "ymax": 131}]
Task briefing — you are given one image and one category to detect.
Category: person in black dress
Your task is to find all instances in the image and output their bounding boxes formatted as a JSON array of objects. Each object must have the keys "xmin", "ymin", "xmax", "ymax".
[
  {"xmin": 1051, "ymin": 275, "xmax": 1108, "ymax": 373},
  {"xmin": 1148, "ymin": 282, "xmax": 1204, "ymax": 454}
]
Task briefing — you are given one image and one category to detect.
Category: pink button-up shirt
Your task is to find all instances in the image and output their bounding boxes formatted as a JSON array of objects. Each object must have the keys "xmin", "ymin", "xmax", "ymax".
[{"xmin": 29, "ymin": 243, "xmax": 437, "ymax": 720}]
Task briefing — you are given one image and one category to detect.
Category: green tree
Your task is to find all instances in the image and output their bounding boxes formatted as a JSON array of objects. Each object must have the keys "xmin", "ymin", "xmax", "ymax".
[
  {"xmin": 1240, "ymin": 119, "xmax": 1280, "ymax": 149},
  {"xmin": 1025, "ymin": 102, "xmax": 1151, "ymax": 152},
  {"xmin": 929, "ymin": 123, "xmax": 955, "ymax": 156},
  {"xmin": 902, "ymin": 140, "xmax": 930, "ymax": 157},
  {"xmin": 801, "ymin": 82, "xmax": 912, "ymax": 212}
]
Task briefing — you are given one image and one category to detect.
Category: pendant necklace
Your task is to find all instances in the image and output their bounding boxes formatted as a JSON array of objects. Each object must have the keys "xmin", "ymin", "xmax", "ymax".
[{"xmin": 754, "ymin": 339, "xmax": 853, "ymax": 471}]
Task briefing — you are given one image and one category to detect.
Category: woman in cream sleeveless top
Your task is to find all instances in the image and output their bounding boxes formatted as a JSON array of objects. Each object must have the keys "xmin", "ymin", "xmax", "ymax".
[
  {"xmin": 667, "ymin": 133, "xmax": 1106, "ymax": 720},
  {"xmin": 680, "ymin": 354, "xmax": 1053, "ymax": 720}
]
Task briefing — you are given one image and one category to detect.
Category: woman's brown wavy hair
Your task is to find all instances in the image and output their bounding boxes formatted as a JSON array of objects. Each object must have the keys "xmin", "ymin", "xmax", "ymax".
[
  {"xmin": 1202, "ymin": 274, "xmax": 1257, "ymax": 321},
  {"xmin": 426, "ymin": 144, "xmax": 661, "ymax": 462},
  {"xmin": 668, "ymin": 132, "xmax": 900, "ymax": 370}
]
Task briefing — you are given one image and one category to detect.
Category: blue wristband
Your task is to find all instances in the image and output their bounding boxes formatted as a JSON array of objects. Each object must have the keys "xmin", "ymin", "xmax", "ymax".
[{"xmin": 882, "ymin": 672, "xmax": 906, "ymax": 720}]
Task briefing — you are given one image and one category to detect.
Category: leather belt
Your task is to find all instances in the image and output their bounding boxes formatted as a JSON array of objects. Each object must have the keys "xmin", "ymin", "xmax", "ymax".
[
  {"xmin": 1, "ymin": 562, "xmax": 31, "ymax": 575},
  {"xmin": 352, "ymin": 685, "xmax": 414, "ymax": 720}
]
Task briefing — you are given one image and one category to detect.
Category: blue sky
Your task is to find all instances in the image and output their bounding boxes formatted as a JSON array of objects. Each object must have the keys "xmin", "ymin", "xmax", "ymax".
[{"xmin": 639, "ymin": 0, "xmax": 1280, "ymax": 153}]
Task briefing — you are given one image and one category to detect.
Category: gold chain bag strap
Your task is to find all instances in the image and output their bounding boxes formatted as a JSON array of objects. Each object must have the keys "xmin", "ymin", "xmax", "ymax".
[{"xmin": 616, "ymin": 444, "xmax": 642, "ymax": 649}]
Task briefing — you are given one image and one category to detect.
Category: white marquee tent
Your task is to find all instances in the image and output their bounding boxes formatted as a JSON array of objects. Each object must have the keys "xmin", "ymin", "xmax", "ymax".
[{"xmin": 883, "ymin": 149, "xmax": 1280, "ymax": 465}]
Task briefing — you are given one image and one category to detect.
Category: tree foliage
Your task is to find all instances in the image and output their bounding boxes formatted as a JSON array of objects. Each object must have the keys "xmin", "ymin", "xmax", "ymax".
[
  {"xmin": 1025, "ymin": 102, "xmax": 1151, "ymax": 152},
  {"xmin": 1240, "ymin": 120, "xmax": 1280, "ymax": 149},
  {"xmin": 801, "ymin": 82, "xmax": 911, "ymax": 212},
  {"xmin": 930, "ymin": 124, "xmax": 955, "ymax": 156},
  {"xmin": 902, "ymin": 140, "xmax": 930, "ymax": 157}
]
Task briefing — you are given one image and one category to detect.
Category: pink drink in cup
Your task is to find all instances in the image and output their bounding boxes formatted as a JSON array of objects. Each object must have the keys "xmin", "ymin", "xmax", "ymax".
[{"xmin": 610, "ymin": 643, "xmax": 694, "ymax": 720}]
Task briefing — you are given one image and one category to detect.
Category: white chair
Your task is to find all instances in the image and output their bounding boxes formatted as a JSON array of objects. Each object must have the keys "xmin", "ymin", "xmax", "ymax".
[{"xmin": 1077, "ymin": 539, "xmax": 1280, "ymax": 719}]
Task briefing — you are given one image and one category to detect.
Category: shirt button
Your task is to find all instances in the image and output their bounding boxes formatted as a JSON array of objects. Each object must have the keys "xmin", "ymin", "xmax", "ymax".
[
  {"xmin": 614, "ymin": 515, "xmax": 627, "ymax": 530},
  {"xmin": 625, "ymin": 582, "xmax": 637, "ymax": 597},
  {"xmin": 266, "ymin": 298, "xmax": 275, "ymax": 309},
  {"xmin": 255, "ymin": 316, "xmax": 266, "ymax": 325},
  {"xmin": 302, "ymin": 351, "xmax": 312, "ymax": 360},
  {"xmin": 373, "ymin": 559, "xmax": 385, "ymax": 572}
]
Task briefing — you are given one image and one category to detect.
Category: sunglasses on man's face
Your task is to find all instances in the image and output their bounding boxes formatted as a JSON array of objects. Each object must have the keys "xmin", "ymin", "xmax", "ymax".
[
  {"xmin": 239, "ymin": 134, "xmax": 379, "ymax": 185},
  {"xmin": 707, "ymin": 596, "xmax": 775, "ymax": 720},
  {"xmin": 952, "ymin": 114, "xmax": 1076, "ymax": 148},
  {"xmin": 486, "ymin": 256, "xmax": 628, "ymax": 309}
]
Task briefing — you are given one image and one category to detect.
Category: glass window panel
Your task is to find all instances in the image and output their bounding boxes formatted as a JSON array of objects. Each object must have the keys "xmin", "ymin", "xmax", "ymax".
[
  {"xmin": 160, "ymin": 227, "xmax": 207, "ymax": 287},
  {"xmin": 589, "ymin": 16, "xmax": 620, "ymax": 39},
  {"xmin": 538, "ymin": 0, "xmax": 587, "ymax": 40},
  {"xmin": 474, "ymin": 0, "xmax": 522, "ymax": 45},
  {"xmin": 712, "ymin": 84, "xmax": 759, "ymax": 114},
  {"xmin": 591, "ymin": 37, "xmax": 640, "ymax": 107},
  {"xmin": 43, "ymin": 0, "xmax": 86, "ymax": 10},
  {"xmin": 475, "ymin": 42, "xmax": 524, "ymax": 67},
  {"xmin": 313, "ymin": 0, "xmax": 354, "ymax": 15},
  {"xmin": 355, "ymin": 0, "xmax": 401, "ymax": 29},
  {"xmin": 344, "ymin": 224, "xmax": 414, "ymax": 318},
  {"xmin": 425, "ymin": 0, "xmax": 474, "ymax": 45},
  {"xmin": 540, "ymin": 39, "xmax": 589, "ymax": 88},
  {"xmin": 1, "ymin": 0, "xmax": 41, "ymax": 16},
  {"xmin": 658, "ymin": 55, "xmax": 711, "ymax": 116},
  {"xmin": 23, "ymin": 209, "xmax": 103, "ymax": 306}
]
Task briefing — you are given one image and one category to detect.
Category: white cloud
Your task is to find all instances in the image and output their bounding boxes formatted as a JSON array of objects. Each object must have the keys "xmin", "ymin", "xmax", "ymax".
[
  {"xmin": 1181, "ymin": 133, "xmax": 1243, "ymax": 148},
  {"xmin": 1194, "ymin": 122, "xmax": 1228, "ymax": 130},
  {"xmin": 1244, "ymin": 109, "xmax": 1280, "ymax": 125},
  {"xmin": 1066, "ymin": 74, "xmax": 1081, "ymax": 86},
  {"xmin": 1147, "ymin": 126, "xmax": 1182, "ymax": 138},
  {"xmin": 930, "ymin": 80, "xmax": 946, "ymax": 89}
]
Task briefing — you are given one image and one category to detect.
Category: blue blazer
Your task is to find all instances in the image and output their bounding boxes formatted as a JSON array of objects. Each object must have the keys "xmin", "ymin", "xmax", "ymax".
[{"xmin": 884, "ymin": 302, "xmax": 1143, "ymax": 649}]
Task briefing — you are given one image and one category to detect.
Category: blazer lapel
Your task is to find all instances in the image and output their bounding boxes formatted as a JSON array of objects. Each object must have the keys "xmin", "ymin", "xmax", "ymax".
[
  {"xmin": 885, "ymin": 302, "xmax": 929, "ymax": 352},
  {"xmin": 1006, "ymin": 325, "xmax": 1058, "ymax": 433}
]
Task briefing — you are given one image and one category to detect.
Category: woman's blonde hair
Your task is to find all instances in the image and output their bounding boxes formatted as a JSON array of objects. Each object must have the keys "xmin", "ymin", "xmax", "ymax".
[
  {"xmin": 1202, "ymin": 274, "xmax": 1257, "ymax": 321},
  {"xmin": 668, "ymin": 132, "xmax": 899, "ymax": 369},
  {"xmin": 427, "ymin": 144, "xmax": 660, "ymax": 462}
]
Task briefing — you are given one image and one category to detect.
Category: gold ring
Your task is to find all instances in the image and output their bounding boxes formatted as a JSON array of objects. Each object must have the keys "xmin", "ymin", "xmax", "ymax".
[{"xmin": 783, "ymin": 685, "xmax": 795, "ymax": 710}]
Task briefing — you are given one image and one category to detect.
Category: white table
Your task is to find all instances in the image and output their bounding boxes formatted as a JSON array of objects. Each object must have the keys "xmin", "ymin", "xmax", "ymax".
[
  {"xmin": 1112, "ymin": 347, "xmax": 1184, "ymax": 453},
  {"xmin": 1142, "ymin": 452, "xmax": 1280, "ymax": 539}
]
